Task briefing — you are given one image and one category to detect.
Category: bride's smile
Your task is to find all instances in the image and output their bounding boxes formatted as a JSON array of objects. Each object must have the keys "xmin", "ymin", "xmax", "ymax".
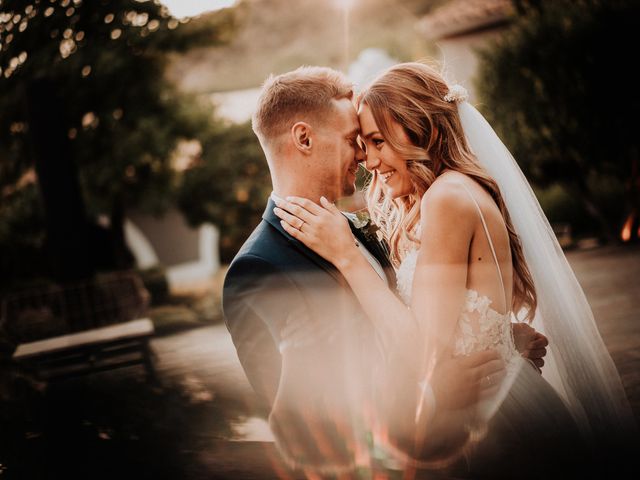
[
  {"xmin": 357, "ymin": 102, "xmax": 413, "ymax": 199},
  {"xmin": 379, "ymin": 169, "xmax": 396, "ymax": 182}
]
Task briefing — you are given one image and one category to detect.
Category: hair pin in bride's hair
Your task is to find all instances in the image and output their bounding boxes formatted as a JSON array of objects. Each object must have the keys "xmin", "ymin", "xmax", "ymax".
[{"xmin": 444, "ymin": 84, "xmax": 468, "ymax": 104}]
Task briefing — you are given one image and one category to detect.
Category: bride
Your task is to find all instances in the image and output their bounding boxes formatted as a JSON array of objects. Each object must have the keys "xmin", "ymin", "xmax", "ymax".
[{"xmin": 273, "ymin": 62, "xmax": 636, "ymax": 477}]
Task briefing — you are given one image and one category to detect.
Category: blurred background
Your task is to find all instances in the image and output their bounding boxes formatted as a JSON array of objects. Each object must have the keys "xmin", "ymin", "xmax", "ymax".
[{"xmin": 0, "ymin": 0, "xmax": 639, "ymax": 478}]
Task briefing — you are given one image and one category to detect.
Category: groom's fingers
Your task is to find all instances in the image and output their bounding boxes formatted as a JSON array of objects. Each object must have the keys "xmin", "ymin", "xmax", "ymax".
[
  {"xmin": 472, "ymin": 358, "xmax": 507, "ymax": 389},
  {"xmin": 531, "ymin": 358, "xmax": 544, "ymax": 369},
  {"xmin": 525, "ymin": 347, "xmax": 547, "ymax": 359},
  {"xmin": 529, "ymin": 335, "xmax": 549, "ymax": 349},
  {"xmin": 460, "ymin": 351, "xmax": 506, "ymax": 385},
  {"xmin": 285, "ymin": 196, "xmax": 325, "ymax": 216},
  {"xmin": 479, "ymin": 381, "xmax": 501, "ymax": 399},
  {"xmin": 462, "ymin": 349, "xmax": 501, "ymax": 368},
  {"xmin": 476, "ymin": 359, "xmax": 506, "ymax": 384}
]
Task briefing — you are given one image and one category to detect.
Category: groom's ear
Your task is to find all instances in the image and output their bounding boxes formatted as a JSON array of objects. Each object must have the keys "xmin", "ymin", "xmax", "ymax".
[{"xmin": 291, "ymin": 122, "xmax": 313, "ymax": 155}]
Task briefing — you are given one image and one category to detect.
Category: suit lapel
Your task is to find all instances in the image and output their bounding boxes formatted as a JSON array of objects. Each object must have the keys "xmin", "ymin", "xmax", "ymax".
[
  {"xmin": 262, "ymin": 199, "xmax": 397, "ymax": 289},
  {"xmin": 262, "ymin": 199, "xmax": 348, "ymax": 288},
  {"xmin": 346, "ymin": 216, "xmax": 397, "ymax": 287}
]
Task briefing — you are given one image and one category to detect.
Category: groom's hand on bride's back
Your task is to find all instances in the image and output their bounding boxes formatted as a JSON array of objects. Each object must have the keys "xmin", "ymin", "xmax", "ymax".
[
  {"xmin": 512, "ymin": 322, "xmax": 548, "ymax": 372},
  {"xmin": 431, "ymin": 350, "xmax": 506, "ymax": 410}
]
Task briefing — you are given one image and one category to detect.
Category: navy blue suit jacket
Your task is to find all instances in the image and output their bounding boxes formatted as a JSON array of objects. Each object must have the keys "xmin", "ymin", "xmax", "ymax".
[{"xmin": 222, "ymin": 198, "xmax": 395, "ymax": 408}]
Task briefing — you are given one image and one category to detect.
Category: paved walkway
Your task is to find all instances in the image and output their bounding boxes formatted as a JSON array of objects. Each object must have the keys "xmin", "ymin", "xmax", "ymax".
[
  {"xmin": 145, "ymin": 245, "xmax": 640, "ymax": 476},
  {"xmin": 565, "ymin": 245, "xmax": 640, "ymax": 414}
]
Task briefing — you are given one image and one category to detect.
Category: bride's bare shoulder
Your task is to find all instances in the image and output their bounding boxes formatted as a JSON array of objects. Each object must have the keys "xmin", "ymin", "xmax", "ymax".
[
  {"xmin": 420, "ymin": 176, "xmax": 477, "ymax": 237},
  {"xmin": 419, "ymin": 173, "xmax": 476, "ymax": 218}
]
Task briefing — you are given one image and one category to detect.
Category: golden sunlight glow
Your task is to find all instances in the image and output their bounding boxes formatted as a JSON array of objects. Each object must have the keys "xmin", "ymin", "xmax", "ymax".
[
  {"xmin": 59, "ymin": 38, "xmax": 76, "ymax": 59},
  {"xmin": 335, "ymin": 0, "xmax": 358, "ymax": 71},
  {"xmin": 160, "ymin": 1, "xmax": 236, "ymax": 19},
  {"xmin": 334, "ymin": 0, "xmax": 357, "ymax": 10}
]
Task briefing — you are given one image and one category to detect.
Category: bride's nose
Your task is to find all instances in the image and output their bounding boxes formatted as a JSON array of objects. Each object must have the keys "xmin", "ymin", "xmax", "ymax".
[{"xmin": 365, "ymin": 153, "xmax": 380, "ymax": 172}]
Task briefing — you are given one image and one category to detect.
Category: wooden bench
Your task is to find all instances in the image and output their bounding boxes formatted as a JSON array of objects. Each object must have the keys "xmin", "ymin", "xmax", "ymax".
[
  {"xmin": 12, "ymin": 318, "xmax": 155, "ymax": 381},
  {"xmin": 2, "ymin": 271, "xmax": 156, "ymax": 381}
]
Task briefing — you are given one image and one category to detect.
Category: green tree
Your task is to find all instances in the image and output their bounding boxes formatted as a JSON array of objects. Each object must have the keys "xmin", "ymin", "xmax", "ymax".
[
  {"xmin": 0, "ymin": 0, "xmax": 233, "ymax": 286},
  {"xmin": 177, "ymin": 122, "xmax": 271, "ymax": 263},
  {"xmin": 476, "ymin": 0, "xmax": 640, "ymax": 241}
]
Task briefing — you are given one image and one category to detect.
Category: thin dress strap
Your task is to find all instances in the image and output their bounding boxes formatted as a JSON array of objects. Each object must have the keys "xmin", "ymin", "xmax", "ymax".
[{"xmin": 457, "ymin": 182, "xmax": 509, "ymax": 314}]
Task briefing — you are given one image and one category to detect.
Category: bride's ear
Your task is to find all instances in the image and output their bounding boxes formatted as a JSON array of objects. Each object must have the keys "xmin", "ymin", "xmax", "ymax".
[{"xmin": 291, "ymin": 122, "xmax": 313, "ymax": 155}]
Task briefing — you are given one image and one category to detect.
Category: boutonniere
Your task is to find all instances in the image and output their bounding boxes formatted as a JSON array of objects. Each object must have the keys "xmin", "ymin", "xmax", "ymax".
[{"xmin": 352, "ymin": 211, "xmax": 381, "ymax": 244}]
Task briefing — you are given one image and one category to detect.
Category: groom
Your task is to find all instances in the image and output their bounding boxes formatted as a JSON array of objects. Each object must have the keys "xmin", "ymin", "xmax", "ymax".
[{"xmin": 222, "ymin": 66, "xmax": 548, "ymax": 469}]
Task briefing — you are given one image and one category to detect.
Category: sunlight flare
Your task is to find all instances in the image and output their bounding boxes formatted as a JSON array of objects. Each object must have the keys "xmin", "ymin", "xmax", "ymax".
[{"xmin": 160, "ymin": 0, "xmax": 237, "ymax": 19}]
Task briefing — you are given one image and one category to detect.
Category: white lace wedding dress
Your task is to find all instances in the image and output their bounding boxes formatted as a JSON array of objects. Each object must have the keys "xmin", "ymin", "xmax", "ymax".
[{"xmin": 395, "ymin": 184, "xmax": 588, "ymax": 479}]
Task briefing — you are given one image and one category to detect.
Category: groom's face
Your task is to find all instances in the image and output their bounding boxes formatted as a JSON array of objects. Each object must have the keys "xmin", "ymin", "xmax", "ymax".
[{"xmin": 314, "ymin": 98, "xmax": 364, "ymax": 198}]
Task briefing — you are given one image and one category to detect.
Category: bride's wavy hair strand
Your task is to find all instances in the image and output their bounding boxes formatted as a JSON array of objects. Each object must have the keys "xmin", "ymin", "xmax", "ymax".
[{"xmin": 357, "ymin": 62, "xmax": 537, "ymax": 321}]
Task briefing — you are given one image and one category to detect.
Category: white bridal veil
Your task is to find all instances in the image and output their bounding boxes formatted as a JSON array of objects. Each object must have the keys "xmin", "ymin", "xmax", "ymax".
[{"xmin": 457, "ymin": 101, "xmax": 635, "ymax": 442}]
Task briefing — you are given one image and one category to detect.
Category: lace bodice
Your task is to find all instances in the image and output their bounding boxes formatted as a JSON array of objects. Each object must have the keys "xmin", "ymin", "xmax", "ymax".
[
  {"xmin": 398, "ymin": 181, "xmax": 522, "ymax": 364},
  {"xmin": 397, "ymin": 249, "xmax": 519, "ymax": 362}
]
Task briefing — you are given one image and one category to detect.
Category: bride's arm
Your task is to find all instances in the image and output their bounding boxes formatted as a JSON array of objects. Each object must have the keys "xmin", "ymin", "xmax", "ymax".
[
  {"xmin": 275, "ymin": 189, "xmax": 502, "ymax": 457},
  {"xmin": 274, "ymin": 196, "xmax": 415, "ymax": 354},
  {"xmin": 274, "ymin": 190, "xmax": 501, "ymax": 388},
  {"xmin": 410, "ymin": 183, "xmax": 476, "ymax": 362}
]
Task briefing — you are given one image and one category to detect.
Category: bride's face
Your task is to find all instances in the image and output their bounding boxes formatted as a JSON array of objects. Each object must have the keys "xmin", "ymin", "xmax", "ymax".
[{"xmin": 357, "ymin": 103, "xmax": 413, "ymax": 199}]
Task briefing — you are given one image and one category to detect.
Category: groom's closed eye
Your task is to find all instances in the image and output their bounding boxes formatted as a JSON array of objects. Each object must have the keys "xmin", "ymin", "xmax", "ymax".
[{"xmin": 348, "ymin": 136, "xmax": 362, "ymax": 152}]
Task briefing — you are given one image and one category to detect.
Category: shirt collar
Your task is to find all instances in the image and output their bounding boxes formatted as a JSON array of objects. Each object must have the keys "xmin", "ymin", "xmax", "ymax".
[{"xmin": 270, "ymin": 192, "xmax": 285, "ymax": 205}]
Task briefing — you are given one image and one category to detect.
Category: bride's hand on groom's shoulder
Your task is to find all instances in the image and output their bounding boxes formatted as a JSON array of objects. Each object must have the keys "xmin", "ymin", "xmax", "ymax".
[
  {"xmin": 274, "ymin": 196, "xmax": 358, "ymax": 267},
  {"xmin": 512, "ymin": 322, "xmax": 548, "ymax": 372}
]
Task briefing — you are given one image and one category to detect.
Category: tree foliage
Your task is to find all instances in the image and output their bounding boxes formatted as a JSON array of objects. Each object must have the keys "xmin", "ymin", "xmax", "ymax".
[
  {"xmin": 0, "ymin": 0, "xmax": 226, "ymax": 202},
  {"xmin": 0, "ymin": 0, "xmax": 234, "ymax": 285},
  {"xmin": 476, "ymin": 0, "xmax": 640, "ymax": 240},
  {"xmin": 177, "ymin": 122, "xmax": 271, "ymax": 263}
]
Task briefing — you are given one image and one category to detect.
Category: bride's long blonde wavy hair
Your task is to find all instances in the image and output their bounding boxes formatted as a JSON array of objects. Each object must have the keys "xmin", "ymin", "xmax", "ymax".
[{"xmin": 357, "ymin": 62, "xmax": 537, "ymax": 320}]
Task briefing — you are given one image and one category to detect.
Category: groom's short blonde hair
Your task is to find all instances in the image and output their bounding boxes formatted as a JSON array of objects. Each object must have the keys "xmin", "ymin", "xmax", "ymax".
[{"xmin": 252, "ymin": 66, "xmax": 353, "ymax": 144}]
